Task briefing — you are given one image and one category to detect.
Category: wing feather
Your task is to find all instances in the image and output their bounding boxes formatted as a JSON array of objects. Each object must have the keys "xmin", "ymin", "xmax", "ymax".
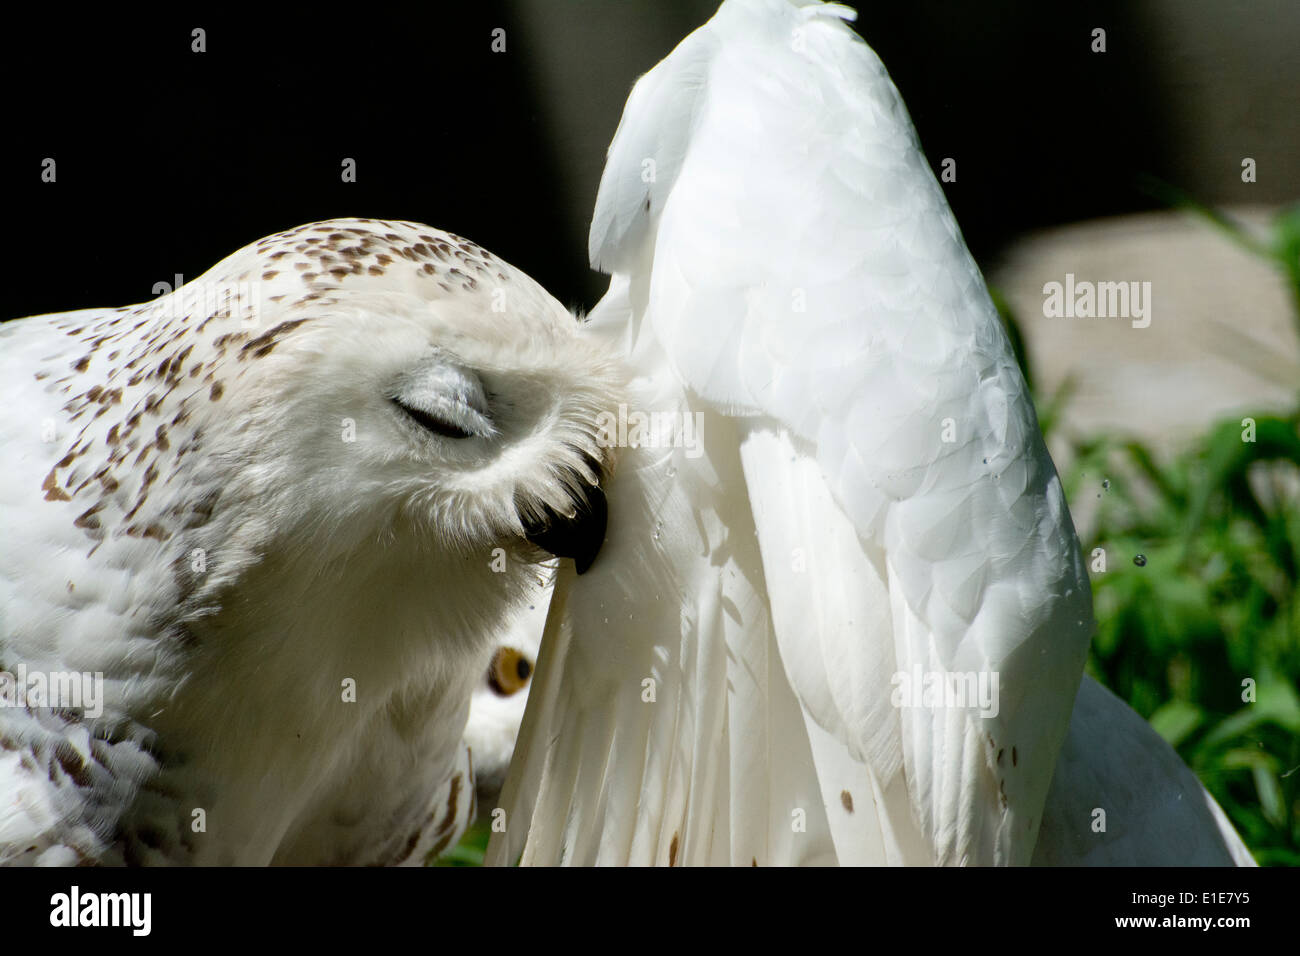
[{"xmin": 492, "ymin": 0, "xmax": 1237, "ymax": 867}]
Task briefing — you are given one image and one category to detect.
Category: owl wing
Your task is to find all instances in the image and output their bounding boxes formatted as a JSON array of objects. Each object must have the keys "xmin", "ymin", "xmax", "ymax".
[{"xmin": 489, "ymin": 0, "xmax": 1093, "ymax": 866}]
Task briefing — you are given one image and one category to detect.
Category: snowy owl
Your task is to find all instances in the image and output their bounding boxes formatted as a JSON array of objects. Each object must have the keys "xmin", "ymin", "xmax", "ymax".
[
  {"xmin": 0, "ymin": 219, "xmax": 623, "ymax": 865},
  {"xmin": 487, "ymin": 0, "xmax": 1255, "ymax": 866}
]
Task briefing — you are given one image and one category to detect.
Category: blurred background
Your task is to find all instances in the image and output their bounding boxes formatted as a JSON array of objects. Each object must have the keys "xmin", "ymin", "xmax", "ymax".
[{"xmin": 4, "ymin": 1, "xmax": 1298, "ymax": 864}]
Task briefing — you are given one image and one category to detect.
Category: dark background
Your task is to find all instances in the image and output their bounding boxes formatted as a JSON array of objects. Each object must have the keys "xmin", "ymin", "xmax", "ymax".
[{"xmin": 3, "ymin": 1, "xmax": 1296, "ymax": 319}]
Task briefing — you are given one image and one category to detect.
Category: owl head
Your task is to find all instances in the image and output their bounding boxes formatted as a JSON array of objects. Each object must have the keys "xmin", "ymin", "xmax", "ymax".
[{"xmin": 142, "ymin": 220, "xmax": 626, "ymax": 666}]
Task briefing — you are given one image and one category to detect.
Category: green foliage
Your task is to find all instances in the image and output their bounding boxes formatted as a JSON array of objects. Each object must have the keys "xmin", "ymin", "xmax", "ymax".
[
  {"xmin": 433, "ymin": 820, "xmax": 490, "ymax": 867},
  {"xmin": 1016, "ymin": 201, "xmax": 1300, "ymax": 866},
  {"xmin": 1063, "ymin": 418, "xmax": 1300, "ymax": 866}
]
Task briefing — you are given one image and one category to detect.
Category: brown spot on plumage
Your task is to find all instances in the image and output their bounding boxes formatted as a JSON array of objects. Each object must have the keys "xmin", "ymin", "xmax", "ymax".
[
  {"xmin": 435, "ymin": 772, "xmax": 463, "ymax": 837},
  {"xmin": 399, "ymin": 809, "xmax": 436, "ymax": 863},
  {"xmin": 240, "ymin": 318, "xmax": 309, "ymax": 360},
  {"xmin": 74, "ymin": 504, "xmax": 104, "ymax": 532},
  {"xmin": 43, "ymin": 459, "xmax": 73, "ymax": 501},
  {"xmin": 210, "ymin": 381, "xmax": 224, "ymax": 401},
  {"xmin": 424, "ymin": 826, "xmax": 456, "ymax": 865},
  {"xmin": 73, "ymin": 356, "xmax": 90, "ymax": 372},
  {"xmin": 184, "ymin": 492, "xmax": 218, "ymax": 530},
  {"xmin": 669, "ymin": 832, "xmax": 679, "ymax": 866},
  {"xmin": 212, "ymin": 331, "xmax": 250, "ymax": 350},
  {"xmin": 841, "ymin": 790, "xmax": 854, "ymax": 813},
  {"xmin": 53, "ymin": 741, "xmax": 93, "ymax": 788}
]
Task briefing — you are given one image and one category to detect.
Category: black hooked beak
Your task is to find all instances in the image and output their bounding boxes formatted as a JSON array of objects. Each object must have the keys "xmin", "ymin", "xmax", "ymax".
[{"xmin": 521, "ymin": 465, "xmax": 608, "ymax": 575}]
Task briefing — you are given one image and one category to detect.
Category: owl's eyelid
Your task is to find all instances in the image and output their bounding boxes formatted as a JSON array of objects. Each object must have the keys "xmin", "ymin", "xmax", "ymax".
[
  {"xmin": 390, "ymin": 353, "xmax": 495, "ymax": 440},
  {"xmin": 391, "ymin": 398, "xmax": 479, "ymax": 440}
]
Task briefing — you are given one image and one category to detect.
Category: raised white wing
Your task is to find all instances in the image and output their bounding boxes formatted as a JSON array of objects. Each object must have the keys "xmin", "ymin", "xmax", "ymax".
[{"xmin": 491, "ymin": 0, "xmax": 1093, "ymax": 866}]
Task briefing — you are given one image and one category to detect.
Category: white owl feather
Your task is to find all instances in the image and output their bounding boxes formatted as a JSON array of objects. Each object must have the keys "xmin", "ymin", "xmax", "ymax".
[{"xmin": 487, "ymin": 0, "xmax": 1255, "ymax": 867}]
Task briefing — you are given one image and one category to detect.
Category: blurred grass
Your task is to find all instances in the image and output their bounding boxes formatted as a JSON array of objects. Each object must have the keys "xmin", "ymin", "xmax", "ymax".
[
  {"xmin": 999, "ymin": 200, "xmax": 1300, "ymax": 866},
  {"xmin": 432, "ymin": 820, "xmax": 490, "ymax": 867}
]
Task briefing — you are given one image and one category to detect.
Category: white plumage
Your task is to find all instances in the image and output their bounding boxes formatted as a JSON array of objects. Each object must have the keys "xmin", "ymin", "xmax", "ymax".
[
  {"xmin": 488, "ymin": 0, "xmax": 1253, "ymax": 866},
  {"xmin": 0, "ymin": 220, "xmax": 622, "ymax": 864}
]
